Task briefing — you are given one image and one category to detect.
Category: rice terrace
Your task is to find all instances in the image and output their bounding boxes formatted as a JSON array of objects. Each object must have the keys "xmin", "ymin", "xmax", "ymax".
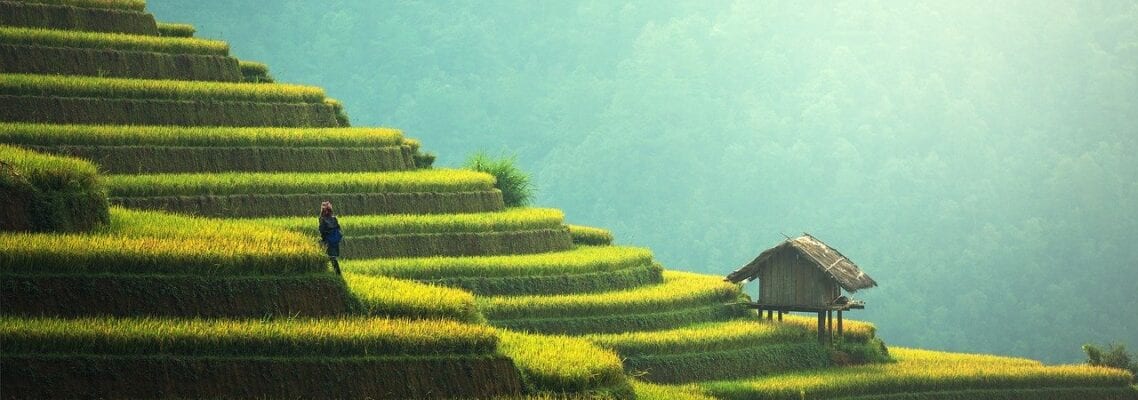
[{"xmin": 1, "ymin": 0, "xmax": 1136, "ymax": 399}]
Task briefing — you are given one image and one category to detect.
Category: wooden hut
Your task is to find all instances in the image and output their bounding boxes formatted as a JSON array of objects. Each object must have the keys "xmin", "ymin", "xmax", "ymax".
[{"xmin": 725, "ymin": 234, "xmax": 877, "ymax": 343}]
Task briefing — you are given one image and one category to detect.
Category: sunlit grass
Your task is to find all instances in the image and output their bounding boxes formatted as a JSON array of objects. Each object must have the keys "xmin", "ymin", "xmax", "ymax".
[
  {"xmin": 0, "ymin": 207, "xmax": 324, "ymax": 275},
  {"xmin": 0, "ymin": 73, "xmax": 324, "ymax": 102},
  {"xmin": 703, "ymin": 347, "xmax": 1135, "ymax": 400},
  {"xmin": 105, "ymin": 169, "xmax": 495, "ymax": 197},
  {"xmin": 0, "ymin": 123, "xmax": 404, "ymax": 147},
  {"xmin": 0, "ymin": 316, "xmax": 498, "ymax": 357}
]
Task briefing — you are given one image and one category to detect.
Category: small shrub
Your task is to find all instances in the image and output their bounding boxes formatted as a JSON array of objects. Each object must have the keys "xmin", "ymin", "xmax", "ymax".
[
  {"xmin": 463, "ymin": 151, "xmax": 533, "ymax": 207},
  {"xmin": 1084, "ymin": 342, "xmax": 1137, "ymax": 376}
]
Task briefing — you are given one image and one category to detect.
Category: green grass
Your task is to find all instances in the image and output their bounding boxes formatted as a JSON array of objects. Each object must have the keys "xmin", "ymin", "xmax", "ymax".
[
  {"xmin": 22, "ymin": 145, "xmax": 414, "ymax": 174},
  {"xmin": 568, "ymin": 224, "xmax": 614, "ymax": 246},
  {"xmin": 703, "ymin": 347, "xmax": 1136, "ymax": 400},
  {"xmin": 13, "ymin": 0, "xmax": 148, "ymax": 11},
  {"xmin": 344, "ymin": 273, "xmax": 484, "ymax": 323},
  {"xmin": 1, "ymin": 144, "xmax": 108, "ymax": 231},
  {"xmin": 480, "ymin": 270, "xmax": 742, "ymax": 320},
  {"xmin": 0, "ymin": 123, "xmax": 404, "ymax": 147},
  {"xmin": 386, "ymin": 263, "xmax": 663, "ymax": 297},
  {"xmin": 239, "ymin": 60, "xmax": 269, "ymax": 76},
  {"xmin": 1, "ymin": 143, "xmax": 99, "ymax": 192},
  {"xmin": 338, "ymin": 229, "xmax": 573, "ymax": 259},
  {"xmin": 490, "ymin": 303, "xmax": 745, "ymax": 336},
  {"xmin": 0, "ymin": 95, "xmax": 341, "ymax": 127},
  {"xmin": 632, "ymin": 381, "xmax": 715, "ymax": 400},
  {"xmin": 497, "ymin": 330, "xmax": 631, "ymax": 398},
  {"xmin": 105, "ymin": 169, "xmax": 495, "ymax": 197},
  {"xmin": 252, "ymin": 208, "xmax": 564, "ymax": 236},
  {"xmin": 585, "ymin": 320, "xmax": 812, "ymax": 356},
  {"xmin": 0, "ymin": 207, "xmax": 324, "ymax": 275},
  {"xmin": 0, "ymin": 27, "xmax": 227, "ymax": 55},
  {"xmin": 0, "ymin": 316, "xmax": 498, "ymax": 357},
  {"xmin": 344, "ymin": 245, "xmax": 653, "ymax": 279},
  {"xmin": 628, "ymin": 343, "xmax": 832, "ymax": 384},
  {"xmin": 156, "ymin": 22, "xmax": 194, "ymax": 38},
  {"xmin": 0, "ymin": 73, "xmax": 324, "ymax": 103}
]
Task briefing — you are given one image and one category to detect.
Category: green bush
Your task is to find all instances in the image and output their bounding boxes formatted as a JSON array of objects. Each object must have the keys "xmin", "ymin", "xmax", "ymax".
[
  {"xmin": 1084, "ymin": 342, "xmax": 1138, "ymax": 376},
  {"xmin": 463, "ymin": 151, "xmax": 533, "ymax": 207}
]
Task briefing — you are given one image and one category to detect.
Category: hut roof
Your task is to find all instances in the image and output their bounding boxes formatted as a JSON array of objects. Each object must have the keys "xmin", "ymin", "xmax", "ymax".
[{"xmin": 725, "ymin": 234, "xmax": 877, "ymax": 292}]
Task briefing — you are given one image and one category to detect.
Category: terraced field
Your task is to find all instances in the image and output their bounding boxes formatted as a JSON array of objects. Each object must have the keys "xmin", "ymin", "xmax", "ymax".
[{"xmin": 1, "ymin": 1, "xmax": 1133, "ymax": 399}]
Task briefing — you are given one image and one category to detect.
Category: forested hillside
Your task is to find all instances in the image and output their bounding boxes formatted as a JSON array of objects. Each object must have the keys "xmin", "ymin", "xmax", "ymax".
[{"xmin": 150, "ymin": 0, "xmax": 1138, "ymax": 363}]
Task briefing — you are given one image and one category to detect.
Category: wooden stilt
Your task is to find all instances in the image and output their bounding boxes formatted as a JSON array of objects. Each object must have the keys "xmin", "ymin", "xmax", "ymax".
[
  {"xmin": 777, "ymin": 311, "xmax": 783, "ymax": 321},
  {"xmin": 766, "ymin": 310, "xmax": 773, "ymax": 320},
  {"xmin": 817, "ymin": 312, "xmax": 825, "ymax": 344},
  {"xmin": 837, "ymin": 310, "xmax": 844, "ymax": 338},
  {"xmin": 826, "ymin": 310, "xmax": 833, "ymax": 345}
]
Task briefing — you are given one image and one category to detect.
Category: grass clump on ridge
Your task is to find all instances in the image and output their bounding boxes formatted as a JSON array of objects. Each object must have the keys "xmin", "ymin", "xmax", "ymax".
[
  {"xmin": 0, "ymin": 316, "xmax": 498, "ymax": 357},
  {"xmin": 0, "ymin": 144, "xmax": 108, "ymax": 232},
  {"xmin": 463, "ymin": 151, "xmax": 533, "ymax": 207},
  {"xmin": 252, "ymin": 208, "xmax": 564, "ymax": 236},
  {"xmin": 497, "ymin": 330, "xmax": 631, "ymax": 397},
  {"xmin": 0, "ymin": 206, "xmax": 324, "ymax": 275},
  {"xmin": 0, "ymin": 27, "xmax": 227, "ymax": 55},
  {"xmin": 156, "ymin": 22, "xmax": 194, "ymax": 38},
  {"xmin": 0, "ymin": 123, "xmax": 404, "ymax": 148},
  {"xmin": 0, "ymin": 73, "xmax": 324, "ymax": 103},
  {"xmin": 105, "ymin": 169, "xmax": 495, "ymax": 197},
  {"xmin": 567, "ymin": 224, "xmax": 613, "ymax": 245}
]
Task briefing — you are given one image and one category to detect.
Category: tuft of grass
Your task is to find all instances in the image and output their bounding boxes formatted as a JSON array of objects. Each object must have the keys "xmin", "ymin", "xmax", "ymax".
[
  {"xmin": 497, "ymin": 330, "xmax": 631, "ymax": 396},
  {"xmin": 0, "ymin": 73, "xmax": 324, "ymax": 103},
  {"xmin": 104, "ymin": 169, "xmax": 495, "ymax": 197},
  {"xmin": 155, "ymin": 22, "xmax": 195, "ymax": 38},
  {"xmin": 1, "ymin": 144, "xmax": 108, "ymax": 231},
  {"xmin": 0, "ymin": 316, "xmax": 499, "ymax": 357},
  {"xmin": 567, "ymin": 224, "xmax": 614, "ymax": 246},
  {"xmin": 0, "ymin": 26, "xmax": 227, "ymax": 55},
  {"xmin": 0, "ymin": 123, "xmax": 403, "ymax": 148},
  {"xmin": 463, "ymin": 151, "xmax": 533, "ymax": 207}
]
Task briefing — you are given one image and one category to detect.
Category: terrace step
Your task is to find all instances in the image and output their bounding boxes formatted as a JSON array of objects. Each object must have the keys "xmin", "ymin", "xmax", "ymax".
[
  {"xmin": 105, "ymin": 169, "xmax": 503, "ymax": 217},
  {"xmin": 0, "ymin": 1, "xmax": 158, "ymax": 35},
  {"xmin": 339, "ymin": 229, "xmax": 573, "ymax": 259},
  {"xmin": 22, "ymin": 144, "xmax": 416, "ymax": 173},
  {"xmin": 585, "ymin": 319, "xmax": 879, "ymax": 383},
  {"xmin": 701, "ymin": 347, "xmax": 1137, "ymax": 400},
  {"xmin": 0, "ymin": 95, "xmax": 341, "ymax": 127},
  {"xmin": 0, "ymin": 274, "xmax": 353, "ymax": 318},
  {"xmin": 0, "ymin": 316, "xmax": 524, "ymax": 399},
  {"xmin": 480, "ymin": 270, "xmax": 747, "ymax": 335},
  {"xmin": 344, "ymin": 245, "xmax": 662, "ymax": 296},
  {"xmin": 112, "ymin": 191, "xmax": 505, "ymax": 217},
  {"xmin": 0, "ymin": 44, "xmax": 242, "ymax": 81},
  {"xmin": 254, "ymin": 208, "xmax": 572, "ymax": 258}
]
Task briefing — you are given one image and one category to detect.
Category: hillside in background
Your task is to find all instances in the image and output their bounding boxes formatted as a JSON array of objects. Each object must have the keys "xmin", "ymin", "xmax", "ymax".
[
  {"xmin": 149, "ymin": 0, "xmax": 1138, "ymax": 363},
  {"xmin": 1, "ymin": 0, "xmax": 1135, "ymax": 399}
]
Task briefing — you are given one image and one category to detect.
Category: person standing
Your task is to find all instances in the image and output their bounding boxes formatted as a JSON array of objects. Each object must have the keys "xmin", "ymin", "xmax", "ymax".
[{"xmin": 319, "ymin": 201, "xmax": 343, "ymax": 275}]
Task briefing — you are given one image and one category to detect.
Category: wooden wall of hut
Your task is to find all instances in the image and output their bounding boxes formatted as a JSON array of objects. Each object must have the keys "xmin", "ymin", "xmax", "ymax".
[{"xmin": 758, "ymin": 248, "xmax": 840, "ymax": 308}]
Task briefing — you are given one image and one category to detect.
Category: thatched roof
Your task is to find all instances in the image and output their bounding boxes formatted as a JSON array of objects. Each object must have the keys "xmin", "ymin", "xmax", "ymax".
[{"xmin": 725, "ymin": 234, "xmax": 877, "ymax": 292}]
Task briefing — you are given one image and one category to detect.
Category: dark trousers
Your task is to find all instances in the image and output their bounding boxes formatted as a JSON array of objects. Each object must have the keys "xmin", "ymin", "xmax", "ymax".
[{"xmin": 325, "ymin": 242, "xmax": 341, "ymax": 275}]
